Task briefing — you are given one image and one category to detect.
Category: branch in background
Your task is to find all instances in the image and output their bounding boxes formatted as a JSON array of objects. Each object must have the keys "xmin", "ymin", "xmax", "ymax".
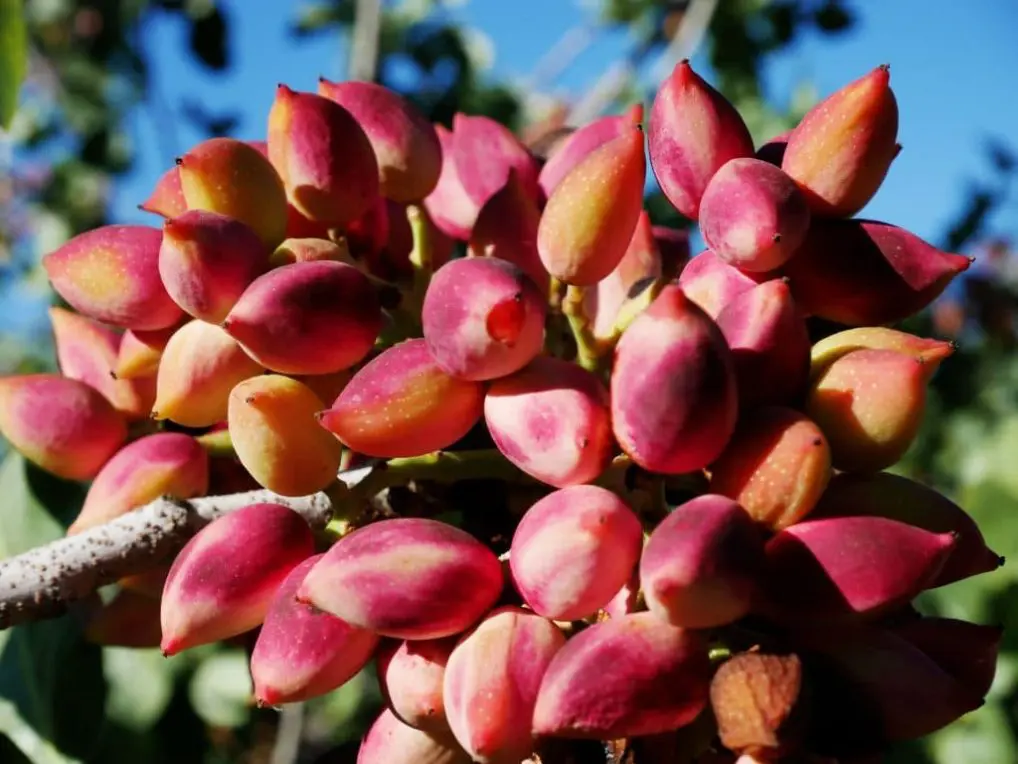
[
  {"xmin": 0, "ymin": 487, "xmax": 335, "ymax": 630},
  {"xmin": 270, "ymin": 703, "xmax": 306, "ymax": 764},
  {"xmin": 651, "ymin": 0, "xmax": 720, "ymax": 83},
  {"xmin": 524, "ymin": 23, "xmax": 597, "ymax": 93},
  {"xmin": 567, "ymin": 57, "xmax": 640, "ymax": 127},
  {"xmin": 566, "ymin": 0, "xmax": 720, "ymax": 125},
  {"xmin": 348, "ymin": 0, "xmax": 382, "ymax": 82}
]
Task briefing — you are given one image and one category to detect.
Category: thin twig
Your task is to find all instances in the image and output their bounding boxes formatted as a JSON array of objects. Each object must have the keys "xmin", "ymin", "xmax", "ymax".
[
  {"xmin": 650, "ymin": 0, "xmax": 720, "ymax": 83},
  {"xmin": 348, "ymin": 0, "xmax": 382, "ymax": 82},
  {"xmin": 269, "ymin": 702, "xmax": 306, "ymax": 764},
  {"xmin": 524, "ymin": 23, "xmax": 597, "ymax": 92}
]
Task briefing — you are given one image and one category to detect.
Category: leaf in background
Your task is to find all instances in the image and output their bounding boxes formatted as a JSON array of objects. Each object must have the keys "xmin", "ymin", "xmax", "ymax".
[
  {"xmin": 0, "ymin": 454, "xmax": 105, "ymax": 763},
  {"xmin": 0, "ymin": 623, "xmax": 106, "ymax": 763},
  {"xmin": 0, "ymin": 454, "xmax": 66, "ymax": 558},
  {"xmin": 188, "ymin": 649, "xmax": 252, "ymax": 728},
  {"xmin": 0, "ymin": 0, "xmax": 26, "ymax": 130},
  {"xmin": 188, "ymin": 4, "xmax": 229, "ymax": 71},
  {"xmin": 306, "ymin": 664, "xmax": 381, "ymax": 748},
  {"xmin": 180, "ymin": 99, "xmax": 239, "ymax": 137},
  {"xmin": 918, "ymin": 479, "xmax": 1018, "ymax": 624},
  {"xmin": 929, "ymin": 704, "xmax": 1018, "ymax": 764},
  {"xmin": 290, "ymin": 2, "xmax": 346, "ymax": 37},
  {"xmin": 102, "ymin": 648, "xmax": 176, "ymax": 732},
  {"xmin": 813, "ymin": 0, "xmax": 854, "ymax": 33},
  {"xmin": 0, "ymin": 703, "xmax": 79, "ymax": 764}
]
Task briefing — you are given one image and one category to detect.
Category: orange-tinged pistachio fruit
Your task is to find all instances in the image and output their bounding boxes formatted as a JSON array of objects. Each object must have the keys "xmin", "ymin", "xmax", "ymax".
[
  {"xmin": 782, "ymin": 65, "xmax": 899, "ymax": 217},
  {"xmin": 177, "ymin": 137, "xmax": 289, "ymax": 247},
  {"xmin": 806, "ymin": 348, "xmax": 929, "ymax": 472},
  {"xmin": 710, "ymin": 652, "xmax": 807, "ymax": 760},
  {"xmin": 537, "ymin": 125, "xmax": 646, "ymax": 286},
  {"xmin": 710, "ymin": 407, "xmax": 832, "ymax": 531},
  {"xmin": 269, "ymin": 236, "xmax": 351, "ymax": 267},
  {"xmin": 153, "ymin": 320, "xmax": 265, "ymax": 428},
  {"xmin": 139, "ymin": 166, "xmax": 187, "ymax": 218},
  {"xmin": 114, "ymin": 323, "xmax": 180, "ymax": 381},
  {"xmin": 317, "ymin": 339, "xmax": 484, "ymax": 458},
  {"xmin": 228, "ymin": 375, "xmax": 343, "ymax": 496},
  {"xmin": 43, "ymin": 225, "xmax": 183, "ymax": 330},
  {"xmin": 809, "ymin": 326, "xmax": 955, "ymax": 383}
]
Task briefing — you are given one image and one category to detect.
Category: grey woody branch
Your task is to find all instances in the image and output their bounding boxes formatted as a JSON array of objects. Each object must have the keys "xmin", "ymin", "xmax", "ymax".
[{"xmin": 0, "ymin": 488, "xmax": 335, "ymax": 630}]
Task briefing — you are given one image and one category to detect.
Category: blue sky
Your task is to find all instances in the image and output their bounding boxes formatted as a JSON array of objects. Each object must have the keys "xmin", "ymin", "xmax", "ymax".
[
  {"xmin": 110, "ymin": 0, "xmax": 1018, "ymax": 243},
  {"xmin": 5, "ymin": 0, "xmax": 1018, "ymax": 341}
]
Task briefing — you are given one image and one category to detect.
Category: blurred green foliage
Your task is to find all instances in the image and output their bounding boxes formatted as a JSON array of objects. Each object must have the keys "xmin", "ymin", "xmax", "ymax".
[
  {"xmin": 0, "ymin": 0, "xmax": 27, "ymax": 129},
  {"xmin": 2, "ymin": 1, "xmax": 1018, "ymax": 762}
]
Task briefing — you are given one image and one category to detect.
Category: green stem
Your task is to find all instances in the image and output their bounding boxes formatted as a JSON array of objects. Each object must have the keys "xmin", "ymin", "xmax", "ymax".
[
  {"xmin": 195, "ymin": 429, "xmax": 235, "ymax": 459},
  {"xmin": 606, "ymin": 277, "xmax": 666, "ymax": 345},
  {"xmin": 361, "ymin": 449, "xmax": 527, "ymax": 495},
  {"xmin": 548, "ymin": 276, "xmax": 566, "ymax": 314},
  {"xmin": 709, "ymin": 644, "xmax": 732, "ymax": 664},
  {"xmin": 375, "ymin": 305, "xmax": 421, "ymax": 347},
  {"xmin": 406, "ymin": 204, "xmax": 434, "ymax": 312},
  {"xmin": 562, "ymin": 284, "xmax": 603, "ymax": 373},
  {"xmin": 325, "ymin": 449, "xmax": 528, "ymax": 536}
]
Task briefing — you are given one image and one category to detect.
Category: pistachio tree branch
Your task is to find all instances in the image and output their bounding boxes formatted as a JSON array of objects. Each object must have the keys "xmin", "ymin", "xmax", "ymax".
[
  {"xmin": 0, "ymin": 450, "xmax": 523, "ymax": 630},
  {"xmin": 0, "ymin": 487, "xmax": 335, "ymax": 630}
]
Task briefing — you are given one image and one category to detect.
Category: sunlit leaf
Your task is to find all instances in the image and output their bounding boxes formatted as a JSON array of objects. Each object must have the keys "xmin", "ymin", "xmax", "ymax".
[
  {"xmin": 102, "ymin": 648, "xmax": 176, "ymax": 732},
  {"xmin": 0, "ymin": 455, "xmax": 104, "ymax": 763},
  {"xmin": 188, "ymin": 649, "xmax": 252, "ymax": 728},
  {"xmin": 0, "ymin": 0, "xmax": 26, "ymax": 130}
]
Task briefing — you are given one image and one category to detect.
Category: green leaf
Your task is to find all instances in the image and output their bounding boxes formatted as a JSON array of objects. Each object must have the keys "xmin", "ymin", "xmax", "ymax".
[
  {"xmin": 929, "ymin": 703, "xmax": 1018, "ymax": 763},
  {"xmin": 0, "ymin": 454, "xmax": 104, "ymax": 763},
  {"xmin": 0, "ymin": 622, "xmax": 106, "ymax": 763},
  {"xmin": 305, "ymin": 663, "xmax": 381, "ymax": 747},
  {"xmin": 0, "ymin": 702, "xmax": 80, "ymax": 764},
  {"xmin": 102, "ymin": 648, "xmax": 175, "ymax": 732},
  {"xmin": 0, "ymin": 0, "xmax": 27, "ymax": 129},
  {"xmin": 188, "ymin": 649, "xmax": 252, "ymax": 728},
  {"xmin": 0, "ymin": 454, "xmax": 66, "ymax": 559}
]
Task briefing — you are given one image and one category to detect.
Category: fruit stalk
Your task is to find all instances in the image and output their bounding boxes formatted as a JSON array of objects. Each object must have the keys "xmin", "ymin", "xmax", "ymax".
[
  {"xmin": 406, "ymin": 204, "xmax": 436, "ymax": 315},
  {"xmin": 326, "ymin": 449, "xmax": 532, "ymax": 535},
  {"xmin": 562, "ymin": 284, "xmax": 604, "ymax": 373}
]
